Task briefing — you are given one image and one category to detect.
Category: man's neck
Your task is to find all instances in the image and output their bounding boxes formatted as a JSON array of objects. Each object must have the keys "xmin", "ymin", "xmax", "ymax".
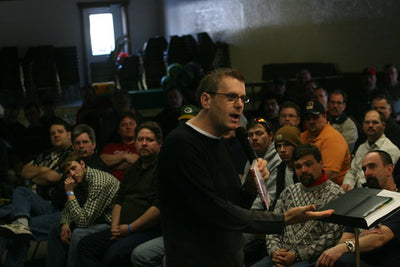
[
  {"xmin": 141, "ymin": 156, "xmax": 157, "ymax": 169},
  {"xmin": 122, "ymin": 137, "xmax": 135, "ymax": 144},
  {"xmin": 189, "ymin": 112, "xmax": 223, "ymax": 137},
  {"xmin": 382, "ymin": 177, "xmax": 398, "ymax": 192}
]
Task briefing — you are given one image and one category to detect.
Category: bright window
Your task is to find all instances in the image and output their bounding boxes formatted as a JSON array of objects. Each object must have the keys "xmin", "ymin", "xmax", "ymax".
[{"xmin": 89, "ymin": 13, "xmax": 115, "ymax": 56}]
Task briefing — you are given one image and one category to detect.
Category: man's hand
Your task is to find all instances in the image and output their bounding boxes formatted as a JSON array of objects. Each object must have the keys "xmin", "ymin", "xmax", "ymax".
[
  {"xmin": 243, "ymin": 158, "xmax": 269, "ymax": 195},
  {"xmin": 316, "ymin": 244, "xmax": 347, "ymax": 267},
  {"xmin": 60, "ymin": 224, "xmax": 71, "ymax": 245},
  {"xmin": 341, "ymin": 184, "xmax": 352, "ymax": 192},
  {"xmin": 271, "ymin": 249, "xmax": 295, "ymax": 266},
  {"xmin": 284, "ymin": 205, "xmax": 334, "ymax": 225},
  {"xmin": 256, "ymin": 158, "xmax": 269, "ymax": 182},
  {"xmin": 64, "ymin": 177, "xmax": 77, "ymax": 192},
  {"xmin": 110, "ymin": 224, "xmax": 130, "ymax": 240},
  {"xmin": 124, "ymin": 153, "xmax": 140, "ymax": 164}
]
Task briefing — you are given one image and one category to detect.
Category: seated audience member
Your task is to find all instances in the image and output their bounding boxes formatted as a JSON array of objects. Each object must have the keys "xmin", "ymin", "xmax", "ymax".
[
  {"xmin": 278, "ymin": 101, "xmax": 301, "ymax": 128},
  {"xmin": 21, "ymin": 102, "xmax": 52, "ymax": 161},
  {"xmin": 382, "ymin": 64, "xmax": 400, "ymax": 122},
  {"xmin": 349, "ymin": 67, "xmax": 383, "ymax": 126},
  {"xmin": 0, "ymin": 104, "xmax": 25, "ymax": 154},
  {"xmin": 100, "ymin": 111, "xmax": 139, "ymax": 181},
  {"xmin": 371, "ymin": 94, "xmax": 400, "ymax": 148},
  {"xmin": 154, "ymin": 88, "xmax": 184, "ymax": 137},
  {"xmin": 40, "ymin": 96, "xmax": 63, "ymax": 128},
  {"xmin": 313, "ymin": 87, "xmax": 328, "ymax": 113},
  {"xmin": 72, "ymin": 124, "xmax": 109, "ymax": 172},
  {"xmin": 253, "ymin": 144, "xmax": 343, "ymax": 267},
  {"xmin": 78, "ymin": 122, "xmax": 162, "ymax": 267},
  {"xmin": 98, "ymin": 89, "xmax": 143, "ymax": 150},
  {"xmin": 46, "ymin": 151, "xmax": 119, "ymax": 267},
  {"xmin": 316, "ymin": 150, "xmax": 400, "ymax": 267},
  {"xmin": 270, "ymin": 126, "xmax": 302, "ymax": 210},
  {"xmin": 342, "ymin": 110, "xmax": 400, "ymax": 191},
  {"xmin": 327, "ymin": 90, "xmax": 358, "ymax": 152},
  {"xmin": 242, "ymin": 118, "xmax": 281, "ymax": 208},
  {"xmin": 271, "ymin": 78, "xmax": 298, "ymax": 105},
  {"xmin": 257, "ymin": 94, "xmax": 280, "ymax": 132},
  {"xmin": 243, "ymin": 125, "xmax": 302, "ymax": 266},
  {"xmin": 295, "ymin": 69, "xmax": 313, "ymax": 103},
  {"xmin": 131, "ymin": 235, "xmax": 165, "ymax": 267},
  {"xmin": 301, "ymin": 100, "xmax": 351, "ymax": 185},
  {"xmin": 0, "ymin": 119, "xmax": 72, "ymax": 266}
]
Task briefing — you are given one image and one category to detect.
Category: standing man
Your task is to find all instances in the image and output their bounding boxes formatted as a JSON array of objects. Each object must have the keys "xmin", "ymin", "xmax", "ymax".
[
  {"xmin": 342, "ymin": 110, "xmax": 400, "ymax": 191},
  {"xmin": 327, "ymin": 90, "xmax": 358, "ymax": 152},
  {"xmin": 157, "ymin": 68, "xmax": 333, "ymax": 266},
  {"xmin": 317, "ymin": 150, "xmax": 400, "ymax": 267},
  {"xmin": 301, "ymin": 100, "xmax": 351, "ymax": 185}
]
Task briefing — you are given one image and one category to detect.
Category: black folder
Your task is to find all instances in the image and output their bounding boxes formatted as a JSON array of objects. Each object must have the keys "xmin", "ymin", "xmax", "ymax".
[{"xmin": 318, "ymin": 188, "xmax": 400, "ymax": 229}]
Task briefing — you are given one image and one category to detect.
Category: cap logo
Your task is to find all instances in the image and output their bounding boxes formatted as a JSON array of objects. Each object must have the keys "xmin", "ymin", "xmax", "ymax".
[
  {"xmin": 306, "ymin": 101, "xmax": 314, "ymax": 111},
  {"xmin": 276, "ymin": 134, "xmax": 283, "ymax": 141},
  {"xmin": 183, "ymin": 106, "xmax": 193, "ymax": 114}
]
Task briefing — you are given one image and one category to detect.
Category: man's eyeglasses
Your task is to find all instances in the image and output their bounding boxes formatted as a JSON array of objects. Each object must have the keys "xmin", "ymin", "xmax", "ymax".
[{"xmin": 207, "ymin": 92, "xmax": 250, "ymax": 104}]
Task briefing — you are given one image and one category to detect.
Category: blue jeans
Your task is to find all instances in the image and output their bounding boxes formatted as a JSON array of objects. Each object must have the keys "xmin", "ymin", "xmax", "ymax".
[
  {"xmin": 251, "ymin": 255, "xmax": 314, "ymax": 267},
  {"xmin": 46, "ymin": 223, "xmax": 110, "ymax": 267},
  {"xmin": 1, "ymin": 186, "xmax": 60, "ymax": 267},
  {"xmin": 131, "ymin": 236, "xmax": 165, "ymax": 267},
  {"xmin": 78, "ymin": 228, "xmax": 158, "ymax": 267}
]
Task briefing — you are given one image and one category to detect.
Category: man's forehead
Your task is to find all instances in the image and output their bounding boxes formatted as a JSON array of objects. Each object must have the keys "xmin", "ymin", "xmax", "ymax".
[
  {"xmin": 137, "ymin": 128, "xmax": 156, "ymax": 137},
  {"xmin": 295, "ymin": 154, "xmax": 316, "ymax": 163},
  {"xmin": 75, "ymin": 132, "xmax": 91, "ymax": 140}
]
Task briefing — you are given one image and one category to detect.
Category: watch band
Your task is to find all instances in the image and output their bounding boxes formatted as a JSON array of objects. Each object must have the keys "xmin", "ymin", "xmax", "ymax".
[{"xmin": 345, "ymin": 240, "xmax": 355, "ymax": 252}]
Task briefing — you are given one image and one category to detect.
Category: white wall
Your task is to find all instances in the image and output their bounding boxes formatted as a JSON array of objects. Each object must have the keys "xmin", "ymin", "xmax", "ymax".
[{"xmin": 163, "ymin": 0, "xmax": 400, "ymax": 81}]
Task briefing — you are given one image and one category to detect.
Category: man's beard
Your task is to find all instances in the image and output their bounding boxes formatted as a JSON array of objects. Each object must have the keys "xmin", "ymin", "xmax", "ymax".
[
  {"xmin": 362, "ymin": 176, "xmax": 382, "ymax": 189},
  {"xmin": 300, "ymin": 174, "xmax": 314, "ymax": 186}
]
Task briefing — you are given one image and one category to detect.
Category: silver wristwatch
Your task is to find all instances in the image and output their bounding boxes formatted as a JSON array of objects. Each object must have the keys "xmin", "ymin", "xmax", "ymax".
[{"xmin": 345, "ymin": 240, "xmax": 355, "ymax": 252}]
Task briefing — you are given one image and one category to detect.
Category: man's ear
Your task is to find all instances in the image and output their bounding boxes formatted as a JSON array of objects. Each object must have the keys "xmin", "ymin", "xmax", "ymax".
[
  {"xmin": 385, "ymin": 163, "xmax": 394, "ymax": 176},
  {"xmin": 80, "ymin": 160, "xmax": 86, "ymax": 169},
  {"xmin": 200, "ymin": 92, "xmax": 212, "ymax": 109}
]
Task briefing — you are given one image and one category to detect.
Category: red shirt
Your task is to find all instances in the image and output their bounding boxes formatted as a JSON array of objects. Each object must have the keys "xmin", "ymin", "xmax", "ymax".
[{"xmin": 101, "ymin": 142, "xmax": 137, "ymax": 181}]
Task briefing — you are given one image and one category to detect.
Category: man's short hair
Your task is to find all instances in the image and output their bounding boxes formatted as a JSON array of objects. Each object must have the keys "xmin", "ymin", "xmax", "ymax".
[
  {"xmin": 371, "ymin": 94, "xmax": 392, "ymax": 105},
  {"xmin": 364, "ymin": 109, "xmax": 386, "ymax": 123},
  {"xmin": 329, "ymin": 89, "xmax": 347, "ymax": 103},
  {"xmin": 247, "ymin": 117, "xmax": 274, "ymax": 134},
  {"xmin": 50, "ymin": 118, "xmax": 71, "ymax": 132},
  {"xmin": 118, "ymin": 111, "xmax": 136, "ymax": 124},
  {"xmin": 367, "ymin": 150, "xmax": 393, "ymax": 166},
  {"xmin": 293, "ymin": 143, "xmax": 322, "ymax": 162},
  {"xmin": 279, "ymin": 101, "xmax": 300, "ymax": 117},
  {"xmin": 58, "ymin": 151, "xmax": 82, "ymax": 173},
  {"xmin": 196, "ymin": 68, "xmax": 245, "ymax": 102},
  {"xmin": 72, "ymin": 124, "xmax": 96, "ymax": 143},
  {"xmin": 135, "ymin": 121, "xmax": 163, "ymax": 144}
]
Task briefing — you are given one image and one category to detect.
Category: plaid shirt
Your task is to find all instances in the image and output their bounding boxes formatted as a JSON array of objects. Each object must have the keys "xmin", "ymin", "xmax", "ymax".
[{"xmin": 60, "ymin": 167, "xmax": 119, "ymax": 228}]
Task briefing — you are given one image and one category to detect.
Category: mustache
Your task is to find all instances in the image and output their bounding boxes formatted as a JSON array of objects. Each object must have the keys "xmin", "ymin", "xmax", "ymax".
[{"xmin": 362, "ymin": 176, "xmax": 381, "ymax": 189}]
